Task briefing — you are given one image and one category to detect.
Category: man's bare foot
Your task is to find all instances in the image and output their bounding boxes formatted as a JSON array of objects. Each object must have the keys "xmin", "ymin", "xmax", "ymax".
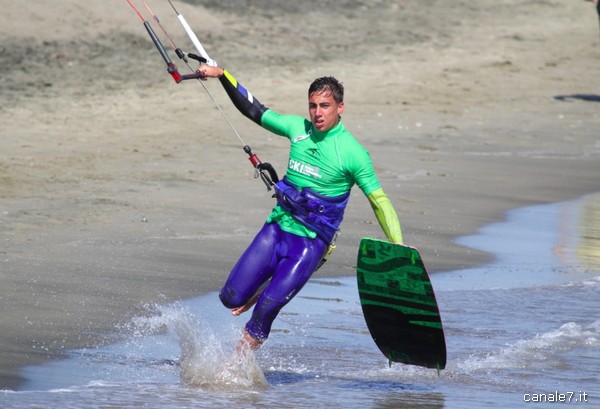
[
  {"xmin": 235, "ymin": 329, "xmax": 263, "ymax": 354},
  {"xmin": 231, "ymin": 293, "xmax": 260, "ymax": 316}
]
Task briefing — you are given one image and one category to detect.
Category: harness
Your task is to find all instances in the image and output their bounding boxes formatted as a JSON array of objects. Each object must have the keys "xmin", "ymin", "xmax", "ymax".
[{"xmin": 273, "ymin": 177, "xmax": 350, "ymax": 245}]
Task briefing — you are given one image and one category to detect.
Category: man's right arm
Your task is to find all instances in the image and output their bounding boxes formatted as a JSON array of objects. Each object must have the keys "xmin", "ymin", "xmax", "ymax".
[
  {"xmin": 198, "ymin": 66, "xmax": 267, "ymax": 125},
  {"xmin": 219, "ymin": 70, "xmax": 268, "ymax": 125}
]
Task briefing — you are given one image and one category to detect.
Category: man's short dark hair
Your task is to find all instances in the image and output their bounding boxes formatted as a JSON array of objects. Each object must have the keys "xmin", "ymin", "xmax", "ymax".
[{"xmin": 308, "ymin": 76, "xmax": 344, "ymax": 103}]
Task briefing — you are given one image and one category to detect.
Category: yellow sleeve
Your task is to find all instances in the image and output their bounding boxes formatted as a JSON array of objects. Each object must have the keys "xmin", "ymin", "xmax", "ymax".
[{"xmin": 367, "ymin": 188, "xmax": 403, "ymax": 245}]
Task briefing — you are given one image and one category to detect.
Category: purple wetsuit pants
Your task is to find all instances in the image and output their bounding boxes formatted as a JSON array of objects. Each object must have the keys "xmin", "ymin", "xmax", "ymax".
[{"xmin": 219, "ymin": 222, "xmax": 328, "ymax": 342}]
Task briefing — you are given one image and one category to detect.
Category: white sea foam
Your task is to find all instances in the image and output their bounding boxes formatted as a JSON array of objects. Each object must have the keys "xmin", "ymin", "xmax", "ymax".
[{"xmin": 459, "ymin": 321, "xmax": 600, "ymax": 372}]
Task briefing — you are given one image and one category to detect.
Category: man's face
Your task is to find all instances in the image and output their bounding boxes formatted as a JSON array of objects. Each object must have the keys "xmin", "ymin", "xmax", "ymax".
[{"xmin": 308, "ymin": 91, "xmax": 345, "ymax": 132}]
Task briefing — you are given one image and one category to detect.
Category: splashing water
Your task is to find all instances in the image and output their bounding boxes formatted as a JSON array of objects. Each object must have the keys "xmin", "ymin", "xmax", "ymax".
[{"xmin": 133, "ymin": 304, "xmax": 268, "ymax": 391}]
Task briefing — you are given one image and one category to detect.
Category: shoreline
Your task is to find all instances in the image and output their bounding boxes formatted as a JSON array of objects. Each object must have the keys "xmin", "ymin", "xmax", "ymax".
[{"xmin": 2, "ymin": 0, "xmax": 600, "ymax": 390}]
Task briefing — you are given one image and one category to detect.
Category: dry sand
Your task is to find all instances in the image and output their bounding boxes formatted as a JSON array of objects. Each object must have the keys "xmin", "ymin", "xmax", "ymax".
[{"xmin": 1, "ymin": 0, "xmax": 599, "ymax": 389}]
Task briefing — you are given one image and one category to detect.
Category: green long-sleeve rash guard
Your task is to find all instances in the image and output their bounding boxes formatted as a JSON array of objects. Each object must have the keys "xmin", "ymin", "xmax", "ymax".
[{"xmin": 218, "ymin": 69, "xmax": 403, "ymax": 244}]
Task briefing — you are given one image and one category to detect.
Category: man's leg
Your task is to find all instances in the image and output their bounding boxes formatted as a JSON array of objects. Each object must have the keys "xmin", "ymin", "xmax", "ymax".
[
  {"xmin": 231, "ymin": 287, "xmax": 263, "ymax": 316},
  {"xmin": 243, "ymin": 230, "xmax": 327, "ymax": 345},
  {"xmin": 219, "ymin": 223, "xmax": 280, "ymax": 311}
]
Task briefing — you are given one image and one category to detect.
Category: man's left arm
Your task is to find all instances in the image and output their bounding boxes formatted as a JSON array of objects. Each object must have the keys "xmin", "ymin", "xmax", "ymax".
[{"xmin": 367, "ymin": 188, "xmax": 403, "ymax": 245}]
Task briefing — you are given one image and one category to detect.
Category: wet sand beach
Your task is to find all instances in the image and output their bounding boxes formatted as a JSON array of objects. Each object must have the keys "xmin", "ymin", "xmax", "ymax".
[{"xmin": 1, "ymin": 0, "xmax": 599, "ymax": 389}]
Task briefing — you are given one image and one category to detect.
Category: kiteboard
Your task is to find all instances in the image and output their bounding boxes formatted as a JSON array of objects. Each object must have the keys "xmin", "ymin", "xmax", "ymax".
[{"xmin": 356, "ymin": 238, "xmax": 446, "ymax": 369}]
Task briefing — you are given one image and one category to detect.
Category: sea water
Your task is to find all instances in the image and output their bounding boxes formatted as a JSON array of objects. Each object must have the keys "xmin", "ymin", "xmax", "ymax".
[{"xmin": 2, "ymin": 195, "xmax": 599, "ymax": 409}]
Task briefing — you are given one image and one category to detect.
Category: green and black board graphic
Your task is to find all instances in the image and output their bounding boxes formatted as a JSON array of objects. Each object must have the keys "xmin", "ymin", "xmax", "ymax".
[{"xmin": 356, "ymin": 238, "xmax": 446, "ymax": 369}]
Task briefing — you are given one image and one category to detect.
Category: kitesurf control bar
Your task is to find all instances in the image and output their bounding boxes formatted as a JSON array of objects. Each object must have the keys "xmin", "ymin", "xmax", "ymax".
[
  {"xmin": 125, "ymin": 0, "xmax": 279, "ymax": 191},
  {"xmin": 168, "ymin": 0, "xmax": 217, "ymax": 66},
  {"xmin": 165, "ymin": 1, "xmax": 279, "ymax": 190},
  {"xmin": 126, "ymin": 0, "xmax": 203, "ymax": 83},
  {"xmin": 142, "ymin": 21, "xmax": 202, "ymax": 83}
]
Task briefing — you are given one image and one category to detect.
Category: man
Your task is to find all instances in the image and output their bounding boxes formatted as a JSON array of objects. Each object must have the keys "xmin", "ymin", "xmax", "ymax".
[{"xmin": 198, "ymin": 65, "xmax": 403, "ymax": 352}]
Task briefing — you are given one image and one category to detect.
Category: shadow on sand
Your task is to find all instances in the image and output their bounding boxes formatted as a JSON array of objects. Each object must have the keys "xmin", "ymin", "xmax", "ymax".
[{"xmin": 554, "ymin": 94, "xmax": 600, "ymax": 103}]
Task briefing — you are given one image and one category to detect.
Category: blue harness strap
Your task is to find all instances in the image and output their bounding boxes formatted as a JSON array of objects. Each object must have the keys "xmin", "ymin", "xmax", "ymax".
[{"xmin": 274, "ymin": 177, "xmax": 350, "ymax": 244}]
